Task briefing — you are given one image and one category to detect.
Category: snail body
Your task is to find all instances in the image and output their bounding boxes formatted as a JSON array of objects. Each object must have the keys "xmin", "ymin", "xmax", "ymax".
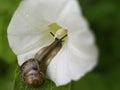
[{"xmin": 20, "ymin": 34, "xmax": 67, "ymax": 86}]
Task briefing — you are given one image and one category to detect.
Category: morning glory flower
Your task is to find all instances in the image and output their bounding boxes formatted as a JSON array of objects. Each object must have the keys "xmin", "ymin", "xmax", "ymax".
[{"xmin": 7, "ymin": 0, "xmax": 98, "ymax": 86}]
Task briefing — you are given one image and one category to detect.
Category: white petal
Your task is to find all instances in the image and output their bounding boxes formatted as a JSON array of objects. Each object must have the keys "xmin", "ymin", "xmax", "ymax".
[
  {"xmin": 47, "ymin": 42, "xmax": 98, "ymax": 86},
  {"xmin": 57, "ymin": 0, "xmax": 96, "ymax": 55},
  {"xmin": 67, "ymin": 42, "xmax": 98, "ymax": 80},
  {"xmin": 7, "ymin": 7, "xmax": 53, "ymax": 65},
  {"xmin": 57, "ymin": 0, "xmax": 98, "ymax": 60},
  {"xmin": 47, "ymin": 43, "xmax": 71, "ymax": 86},
  {"xmin": 47, "ymin": 0, "xmax": 98, "ymax": 86},
  {"xmin": 16, "ymin": 0, "xmax": 69, "ymax": 28},
  {"xmin": 57, "ymin": 0, "xmax": 83, "ymax": 31},
  {"xmin": 7, "ymin": 0, "xmax": 70, "ymax": 65}
]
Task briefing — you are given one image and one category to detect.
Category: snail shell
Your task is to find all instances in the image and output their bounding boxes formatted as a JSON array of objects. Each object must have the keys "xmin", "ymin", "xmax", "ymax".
[{"xmin": 20, "ymin": 59, "xmax": 44, "ymax": 86}]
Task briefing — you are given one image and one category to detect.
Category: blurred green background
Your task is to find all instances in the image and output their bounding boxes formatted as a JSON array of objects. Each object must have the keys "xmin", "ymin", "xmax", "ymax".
[{"xmin": 0, "ymin": 0, "xmax": 120, "ymax": 90}]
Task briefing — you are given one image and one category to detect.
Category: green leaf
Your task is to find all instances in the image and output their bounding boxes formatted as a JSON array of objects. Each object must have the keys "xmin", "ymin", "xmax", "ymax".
[{"xmin": 13, "ymin": 66, "xmax": 71, "ymax": 90}]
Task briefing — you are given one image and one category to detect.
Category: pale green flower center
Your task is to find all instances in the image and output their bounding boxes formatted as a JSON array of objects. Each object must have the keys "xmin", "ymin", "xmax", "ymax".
[{"xmin": 48, "ymin": 23, "xmax": 67, "ymax": 39}]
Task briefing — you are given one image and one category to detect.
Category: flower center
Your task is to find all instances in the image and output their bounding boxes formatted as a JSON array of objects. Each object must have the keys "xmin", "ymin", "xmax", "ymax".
[{"xmin": 48, "ymin": 23, "xmax": 67, "ymax": 39}]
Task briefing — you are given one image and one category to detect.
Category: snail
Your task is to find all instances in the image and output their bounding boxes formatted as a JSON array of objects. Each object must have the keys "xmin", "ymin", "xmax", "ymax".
[{"xmin": 20, "ymin": 32, "xmax": 67, "ymax": 86}]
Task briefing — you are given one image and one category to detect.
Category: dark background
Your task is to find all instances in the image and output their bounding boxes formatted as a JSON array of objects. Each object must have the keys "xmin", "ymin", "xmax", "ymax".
[{"xmin": 0, "ymin": 0, "xmax": 120, "ymax": 90}]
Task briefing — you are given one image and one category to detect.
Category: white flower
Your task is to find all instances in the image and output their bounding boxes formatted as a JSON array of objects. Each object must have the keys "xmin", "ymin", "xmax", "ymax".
[{"xmin": 7, "ymin": 0, "xmax": 98, "ymax": 86}]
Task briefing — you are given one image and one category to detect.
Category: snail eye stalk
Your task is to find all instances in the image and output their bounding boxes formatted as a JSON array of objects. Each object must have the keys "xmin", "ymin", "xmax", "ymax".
[{"xmin": 50, "ymin": 32, "xmax": 55, "ymax": 37}]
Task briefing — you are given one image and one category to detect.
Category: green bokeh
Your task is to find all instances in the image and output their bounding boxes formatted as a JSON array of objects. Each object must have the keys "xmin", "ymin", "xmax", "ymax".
[{"xmin": 0, "ymin": 0, "xmax": 120, "ymax": 90}]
